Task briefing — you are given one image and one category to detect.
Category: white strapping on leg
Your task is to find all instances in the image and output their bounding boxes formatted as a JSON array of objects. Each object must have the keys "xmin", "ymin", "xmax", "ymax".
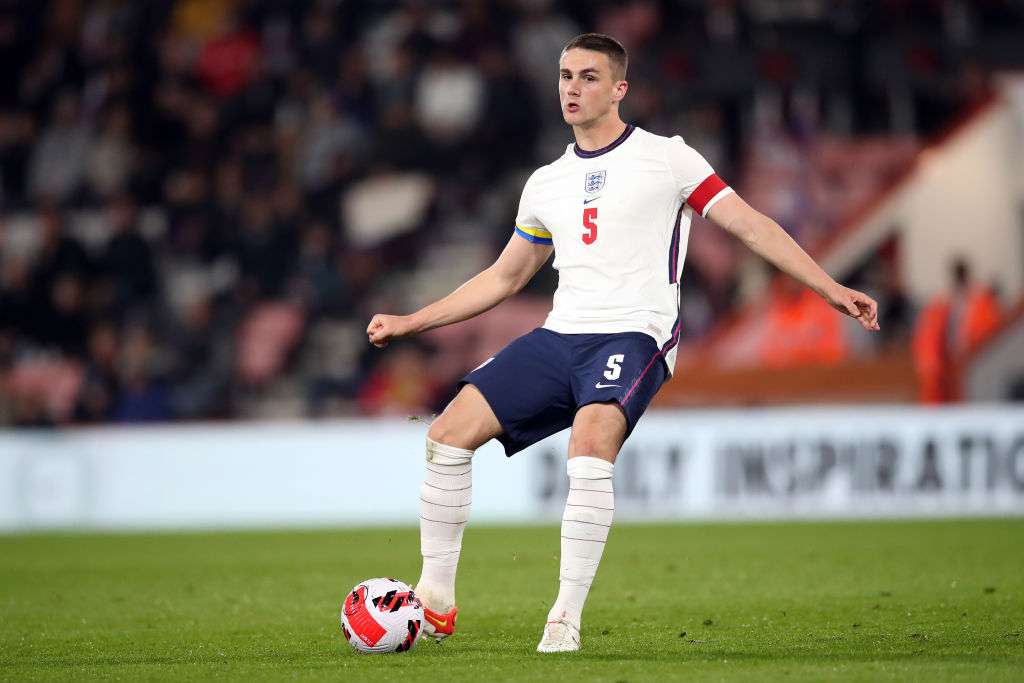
[
  {"xmin": 416, "ymin": 437, "xmax": 474, "ymax": 611},
  {"xmin": 547, "ymin": 456, "xmax": 615, "ymax": 630}
]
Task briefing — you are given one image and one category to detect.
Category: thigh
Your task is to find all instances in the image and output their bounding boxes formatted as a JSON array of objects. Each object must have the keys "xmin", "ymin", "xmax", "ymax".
[
  {"xmin": 571, "ymin": 332, "xmax": 667, "ymax": 440},
  {"xmin": 459, "ymin": 328, "xmax": 576, "ymax": 456}
]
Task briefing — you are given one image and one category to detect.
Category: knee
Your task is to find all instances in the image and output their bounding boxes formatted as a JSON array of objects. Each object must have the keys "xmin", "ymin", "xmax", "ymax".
[
  {"xmin": 569, "ymin": 404, "xmax": 626, "ymax": 461},
  {"xmin": 426, "ymin": 416, "xmax": 457, "ymax": 448},
  {"xmin": 568, "ymin": 428, "xmax": 622, "ymax": 462},
  {"xmin": 568, "ymin": 436, "xmax": 616, "ymax": 462}
]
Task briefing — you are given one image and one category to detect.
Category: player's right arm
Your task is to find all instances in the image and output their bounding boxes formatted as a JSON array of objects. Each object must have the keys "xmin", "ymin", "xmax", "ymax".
[
  {"xmin": 367, "ymin": 234, "xmax": 553, "ymax": 348},
  {"xmin": 707, "ymin": 193, "xmax": 880, "ymax": 331}
]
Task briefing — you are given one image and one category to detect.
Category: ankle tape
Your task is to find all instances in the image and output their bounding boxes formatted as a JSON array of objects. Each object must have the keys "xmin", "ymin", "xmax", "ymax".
[{"xmin": 426, "ymin": 437, "xmax": 474, "ymax": 466}]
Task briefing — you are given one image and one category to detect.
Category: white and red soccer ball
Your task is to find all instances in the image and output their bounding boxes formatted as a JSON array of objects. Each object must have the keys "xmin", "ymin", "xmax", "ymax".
[{"xmin": 340, "ymin": 578, "xmax": 424, "ymax": 653}]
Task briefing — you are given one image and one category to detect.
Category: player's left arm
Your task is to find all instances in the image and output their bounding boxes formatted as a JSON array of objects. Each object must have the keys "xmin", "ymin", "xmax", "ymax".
[{"xmin": 706, "ymin": 193, "xmax": 880, "ymax": 331}]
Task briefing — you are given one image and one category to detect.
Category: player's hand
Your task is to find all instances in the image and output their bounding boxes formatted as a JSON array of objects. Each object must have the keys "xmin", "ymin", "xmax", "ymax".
[
  {"xmin": 366, "ymin": 314, "xmax": 416, "ymax": 348},
  {"xmin": 824, "ymin": 284, "xmax": 880, "ymax": 332}
]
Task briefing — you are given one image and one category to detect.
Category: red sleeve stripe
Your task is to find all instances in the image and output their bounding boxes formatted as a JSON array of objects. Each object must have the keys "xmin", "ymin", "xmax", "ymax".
[{"xmin": 686, "ymin": 174, "xmax": 728, "ymax": 216}]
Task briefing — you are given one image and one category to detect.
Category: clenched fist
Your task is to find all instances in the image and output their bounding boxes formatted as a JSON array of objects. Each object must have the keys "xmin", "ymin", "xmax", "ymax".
[{"xmin": 366, "ymin": 314, "xmax": 417, "ymax": 348}]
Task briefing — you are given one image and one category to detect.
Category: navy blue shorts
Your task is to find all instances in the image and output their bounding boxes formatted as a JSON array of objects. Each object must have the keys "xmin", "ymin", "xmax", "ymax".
[{"xmin": 459, "ymin": 328, "xmax": 668, "ymax": 456}]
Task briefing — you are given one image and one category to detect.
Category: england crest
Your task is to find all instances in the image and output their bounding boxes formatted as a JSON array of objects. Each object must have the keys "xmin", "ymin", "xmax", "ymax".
[{"xmin": 585, "ymin": 170, "xmax": 606, "ymax": 194}]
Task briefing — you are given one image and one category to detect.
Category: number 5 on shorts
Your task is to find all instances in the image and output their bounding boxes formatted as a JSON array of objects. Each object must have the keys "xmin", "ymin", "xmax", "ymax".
[{"xmin": 604, "ymin": 354, "xmax": 624, "ymax": 381}]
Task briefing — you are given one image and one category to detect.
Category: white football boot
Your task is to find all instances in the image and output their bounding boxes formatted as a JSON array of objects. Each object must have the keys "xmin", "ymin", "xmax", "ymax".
[{"xmin": 536, "ymin": 617, "xmax": 581, "ymax": 652}]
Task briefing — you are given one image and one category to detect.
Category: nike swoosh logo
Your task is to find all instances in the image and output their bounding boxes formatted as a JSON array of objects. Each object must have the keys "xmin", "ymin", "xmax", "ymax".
[
  {"xmin": 583, "ymin": 196, "xmax": 600, "ymax": 204},
  {"xmin": 595, "ymin": 382, "xmax": 620, "ymax": 389},
  {"xmin": 426, "ymin": 615, "xmax": 447, "ymax": 627}
]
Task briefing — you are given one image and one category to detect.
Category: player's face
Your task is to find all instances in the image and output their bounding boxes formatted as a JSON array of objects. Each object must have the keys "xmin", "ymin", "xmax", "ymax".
[{"xmin": 558, "ymin": 49, "xmax": 626, "ymax": 128}]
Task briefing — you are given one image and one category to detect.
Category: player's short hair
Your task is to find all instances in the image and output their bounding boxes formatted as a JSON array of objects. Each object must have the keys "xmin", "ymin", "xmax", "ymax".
[{"xmin": 562, "ymin": 33, "xmax": 628, "ymax": 80}]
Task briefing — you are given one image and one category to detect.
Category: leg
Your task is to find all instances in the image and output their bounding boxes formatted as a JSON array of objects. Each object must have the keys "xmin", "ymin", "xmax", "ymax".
[
  {"xmin": 539, "ymin": 402, "xmax": 625, "ymax": 652},
  {"xmin": 428, "ymin": 328, "xmax": 576, "ymax": 642},
  {"xmin": 539, "ymin": 331, "xmax": 666, "ymax": 651},
  {"xmin": 416, "ymin": 385, "xmax": 502, "ymax": 640}
]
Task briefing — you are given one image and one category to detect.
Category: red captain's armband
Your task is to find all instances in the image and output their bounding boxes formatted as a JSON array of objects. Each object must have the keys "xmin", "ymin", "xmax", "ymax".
[{"xmin": 686, "ymin": 174, "xmax": 727, "ymax": 216}]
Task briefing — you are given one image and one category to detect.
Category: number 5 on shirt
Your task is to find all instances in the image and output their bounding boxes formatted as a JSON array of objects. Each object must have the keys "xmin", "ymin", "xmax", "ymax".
[{"xmin": 582, "ymin": 207, "xmax": 597, "ymax": 244}]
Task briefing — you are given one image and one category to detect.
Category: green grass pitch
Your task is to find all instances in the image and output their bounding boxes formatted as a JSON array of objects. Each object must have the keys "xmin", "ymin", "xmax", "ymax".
[{"xmin": 1, "ymin": 519, "xmax": 1021, "ymax": 681}]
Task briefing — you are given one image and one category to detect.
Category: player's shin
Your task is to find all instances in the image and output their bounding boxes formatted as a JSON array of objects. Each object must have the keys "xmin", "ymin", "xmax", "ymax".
[
  {"xmin": 548, "ymin": 456, "xmax": 615, "ymax": 630},
  {"xmin": 416, "ymin": 437, "xmax": 474, "ymax": 612}
]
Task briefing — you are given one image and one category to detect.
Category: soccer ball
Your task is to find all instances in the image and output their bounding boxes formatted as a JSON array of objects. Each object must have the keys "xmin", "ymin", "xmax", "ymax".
[{"xmin": 340, "ymin": 578, "xmax": 424, "ymax": 653}]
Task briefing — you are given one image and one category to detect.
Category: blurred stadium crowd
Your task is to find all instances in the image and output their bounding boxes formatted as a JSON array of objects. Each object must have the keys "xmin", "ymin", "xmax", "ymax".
[{"xmin": 1, "ymin": 0, "xmax": 1023, "ymax": 425}]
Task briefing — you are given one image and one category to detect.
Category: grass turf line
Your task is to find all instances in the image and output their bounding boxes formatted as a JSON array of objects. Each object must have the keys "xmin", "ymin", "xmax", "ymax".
[{"xmin": 0, "ymin": 519, "xmax": 1021, "ymax": 681}]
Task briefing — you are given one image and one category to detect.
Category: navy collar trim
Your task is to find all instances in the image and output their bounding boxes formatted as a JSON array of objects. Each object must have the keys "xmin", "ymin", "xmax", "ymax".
[{"xmin": 573, "ymin": 124, "xmax": 635, "ymax": 158}]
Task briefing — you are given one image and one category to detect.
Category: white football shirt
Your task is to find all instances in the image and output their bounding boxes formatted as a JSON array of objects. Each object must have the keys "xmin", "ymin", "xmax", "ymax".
[{"xmin": 514, "ymin": 125, "xmax": 733, "ymax": 376}]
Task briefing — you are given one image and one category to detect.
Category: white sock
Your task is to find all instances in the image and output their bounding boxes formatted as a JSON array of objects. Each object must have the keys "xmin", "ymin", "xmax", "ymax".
[
  {"xmin": 547, "ymin": 456, "xmax": 615, "ymax": 629},
  {"xmin": 416, "ymin": 437, "xmax": 473, "ymax": 612}
]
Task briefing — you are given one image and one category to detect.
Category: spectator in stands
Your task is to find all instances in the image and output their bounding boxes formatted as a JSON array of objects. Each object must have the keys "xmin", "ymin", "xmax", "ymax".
[
  {"xmin": 113, "ymin": 323, "xmax": 171, "ymax": 422},
  {"xmin": 290, "ymin": 220, "xmax": 351, "ymax": 319},
  {"xmin": 298, "ymin": 6, "xmax": 343, "ymax": 85},
  {"xmin": 195, "ymin": 11, "xmax": 259, "ymax": 100},
  {"xmin": 875, "ymin": 254, "xmax": 913, "ymax": 351},
  {"xmin": 912, "ymin": 257, "xmax": 1003, "ymax": 402},
  {"xmin": 233, "ymin": 193, "xmax": 297, "ymax": 302},
  {"xmin": 370, "ymin": 101, "xmax": 432, "ymax": 173},
  {"xmin": 28, "ymin": 92, "xmax": 92, "ymax": 203},
  {"xmin": 73, "ymin": 321, "xmax": 121, "ymax": 423},
  {"xmin": 166, "ymin": 291, "xmax": 233, "ymax": 420},
  {"xmin": 85, "ymin": 104, "xmax": 136, "ymax": 202},
  {"xmin": 0, "ymin": 258, "xmax": 34, "ymax": 352},
  {"xmin": 476, "ymin": 45, "xmax": 540, "ymax": 174},
  {"xmin": 334, "ymin": 46, "xmax": 378, "ymax": 130},
  {"xmin": 37, "ymin": 271, "xmax": 91, "ymax": 357},
  {"xmin": 0, "ymin": 108, "xmax": 36, "ymax": 209},
  {"xmin": 26, "ymin": 202, "xmax": 94, "ymax": 353},
  {"xmin": 298, "ymin": 91, "xmax": 360, "ymax": 191},
  {"xmin": 759, "ymin": 276, "xmax": 849, "ymax": 367},
  {"xmin": 98, "ymin": 193, "xmax": 158, "ymax": 316}
]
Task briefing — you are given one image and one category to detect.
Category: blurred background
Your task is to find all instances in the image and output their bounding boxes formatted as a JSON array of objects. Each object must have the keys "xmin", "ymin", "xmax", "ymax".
[
  {"xmin": 1, "ymin": 0, "xmax": 1023, "ymax": 427},
  {"xmin": 1, "ymin": 0, "xmax": 1024, "ymax": 531}
]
